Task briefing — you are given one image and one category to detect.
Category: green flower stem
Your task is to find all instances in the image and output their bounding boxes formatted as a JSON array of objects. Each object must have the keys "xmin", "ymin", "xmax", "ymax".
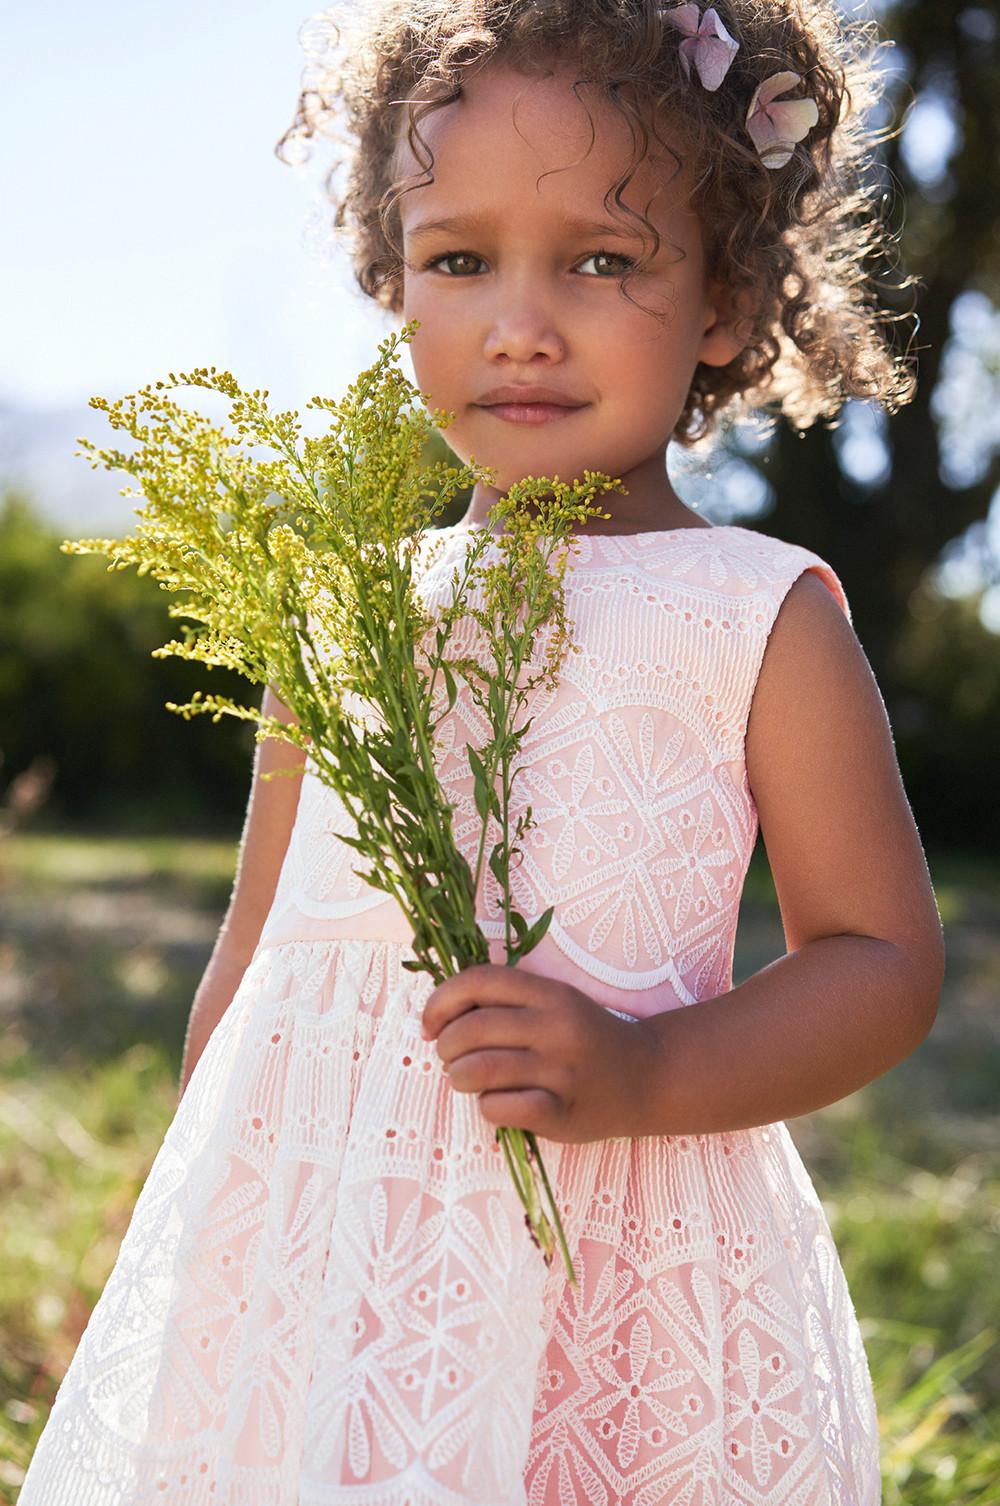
[
  {"xmin": 527, "ymin": 1131, "xmax": 573, "ymax": 1278},
  {"xmin": 65, "ymin": 320, "xmax": 624, "ymax": 1285}
]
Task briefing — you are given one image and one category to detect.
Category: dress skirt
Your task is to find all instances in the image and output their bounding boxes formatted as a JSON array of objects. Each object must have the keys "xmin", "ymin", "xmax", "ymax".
[{"xmin": 17, "ymin": 932, "xmax": 882, "ymax": 1506}]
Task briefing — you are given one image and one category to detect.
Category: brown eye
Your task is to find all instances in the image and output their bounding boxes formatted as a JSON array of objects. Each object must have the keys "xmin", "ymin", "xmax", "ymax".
[
  {"xmin": 426, "ymin": 252, "xmax": 483, "ymax": 276},
  {"xmin": 577, "ymin": 251, "xmax": 635, "ymax": 276}
]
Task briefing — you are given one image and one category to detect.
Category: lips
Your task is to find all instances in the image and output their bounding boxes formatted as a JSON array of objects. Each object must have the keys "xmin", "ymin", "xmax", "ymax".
[
  {"xmin": 473, "ymin": 385, "xmax": 589, "ymax": 426},
  {"xmin": 475, "ymin": 384, "xmax": 587, "ymax": 408},
  {"xmin": 478, "ymin": 401, "xmax": 584, "ymax": 425}
]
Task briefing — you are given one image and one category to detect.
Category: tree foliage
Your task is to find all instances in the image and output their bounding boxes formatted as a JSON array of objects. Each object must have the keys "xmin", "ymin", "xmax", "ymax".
[
  {"xmin": 762, "ymin": 2, "xmax": 1000, "ymax": 682},
  {"xmin": 0, "ymin": 489, "xmax": 256, "ymax": 833}
]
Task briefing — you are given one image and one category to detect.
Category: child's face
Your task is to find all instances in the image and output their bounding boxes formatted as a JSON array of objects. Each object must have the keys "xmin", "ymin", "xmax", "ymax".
[{"xmin": 395, "ymin": 56, "xmax": 745, "ymax": 522}]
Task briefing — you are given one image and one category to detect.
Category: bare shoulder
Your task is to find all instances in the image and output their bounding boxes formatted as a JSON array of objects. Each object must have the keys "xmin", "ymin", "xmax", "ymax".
[{"xmin": 745, "ymin": 570, "xmax": 944, "ymax": 993}]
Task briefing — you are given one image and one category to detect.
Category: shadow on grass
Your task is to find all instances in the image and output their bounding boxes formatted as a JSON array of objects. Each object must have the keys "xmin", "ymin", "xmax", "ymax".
[{"xmin": 1, "ymin": 830, "xmax": 238, "ymax": 1074}]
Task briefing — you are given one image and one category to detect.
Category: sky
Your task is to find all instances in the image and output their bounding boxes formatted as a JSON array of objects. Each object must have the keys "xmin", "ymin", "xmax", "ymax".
[{"xmin": 1, "ymin": 0, "xmax": 388, "ymax": 414}]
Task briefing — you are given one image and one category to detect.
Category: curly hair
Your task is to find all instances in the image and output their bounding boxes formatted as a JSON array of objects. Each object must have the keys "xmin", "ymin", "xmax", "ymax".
[{"xmin": 275, "ymin": 0, "xmax": 916, "ymax": 447}]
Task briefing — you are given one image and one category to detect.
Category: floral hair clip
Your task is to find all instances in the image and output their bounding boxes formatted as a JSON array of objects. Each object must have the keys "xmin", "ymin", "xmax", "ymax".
[
  {"xmin": 659, "ymin": 3, "xmax": 818, "ymax": 170},
  {"xmin": 661, "ymin": 4, "xmax": 739, "ymax": 91},
  {"xmin": 745, "ymin": 71, "xmax": 820, "ymax": 169}
]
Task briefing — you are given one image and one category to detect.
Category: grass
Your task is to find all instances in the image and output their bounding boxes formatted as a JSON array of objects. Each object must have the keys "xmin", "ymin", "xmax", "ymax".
[{"xmin": 0, "ymin": 833, "xmax": 997, "ymax": 1502}]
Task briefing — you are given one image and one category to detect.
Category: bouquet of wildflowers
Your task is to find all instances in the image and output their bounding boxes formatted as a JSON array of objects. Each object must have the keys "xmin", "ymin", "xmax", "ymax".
[{"xmin": 63, "ymin": 321, "xmax": 624, "ymax": 1280}]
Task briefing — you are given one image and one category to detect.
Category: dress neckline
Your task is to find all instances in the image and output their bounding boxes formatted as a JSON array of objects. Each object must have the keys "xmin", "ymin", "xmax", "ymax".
[{"xmin": 439, "ymin": 519, "xmax": 746, "ymax": 544}]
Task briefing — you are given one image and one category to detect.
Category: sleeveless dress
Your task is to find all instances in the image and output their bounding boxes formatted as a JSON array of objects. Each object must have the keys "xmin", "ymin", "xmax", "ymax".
[{"xmin": 18, "ymin": 522, "xmax": 882, "ymax": 1506}]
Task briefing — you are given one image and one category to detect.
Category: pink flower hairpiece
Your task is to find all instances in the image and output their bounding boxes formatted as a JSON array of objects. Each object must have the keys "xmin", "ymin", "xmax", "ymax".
[
  {"xmin": 745, "ymin": 70, "xmax": 820, "ymax": 169},
  {"xmin": 661, "ymin": 4, "xmax": 738, "ymax": 91},
  {"xmin": 659, "ymin": 4, "xmax": 818, "ymax": 170}
]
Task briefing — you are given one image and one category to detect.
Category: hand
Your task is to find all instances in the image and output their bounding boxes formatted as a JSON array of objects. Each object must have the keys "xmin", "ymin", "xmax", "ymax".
[{"xmin": 421, "ymin": 963, "xmax": 655, "ymax": 1143}]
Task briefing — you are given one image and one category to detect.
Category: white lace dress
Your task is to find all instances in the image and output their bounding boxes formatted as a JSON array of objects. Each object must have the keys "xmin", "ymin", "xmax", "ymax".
[{"xmin": 18, "ymin": 523, "xmax": 882, "ymax": 1506}]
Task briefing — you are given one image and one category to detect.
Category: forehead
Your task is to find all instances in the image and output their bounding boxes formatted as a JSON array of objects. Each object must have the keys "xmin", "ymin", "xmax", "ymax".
[{"xmin": 393, "ymin": 57, "xmax": 696, "ymax": 233}]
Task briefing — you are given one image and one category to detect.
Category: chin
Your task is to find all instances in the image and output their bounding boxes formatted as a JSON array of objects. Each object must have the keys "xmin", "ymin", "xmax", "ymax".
[{"xmin": 479, "ymin": 449, "xmax": 599, "ymax": 491}]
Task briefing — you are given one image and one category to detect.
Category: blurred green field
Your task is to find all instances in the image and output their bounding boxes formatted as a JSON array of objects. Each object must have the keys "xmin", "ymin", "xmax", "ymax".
[{"xmin": 0, "ymin": 833, "xmax": 997, "ymax": 1503}]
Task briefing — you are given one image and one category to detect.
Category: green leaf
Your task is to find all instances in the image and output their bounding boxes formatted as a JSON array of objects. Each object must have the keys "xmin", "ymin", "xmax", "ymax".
[
  {"xmin": 520, "ymin": 906, "xmax": 554, "ymax": 954},
  {"xmin": 488, "ymin": 843, "xmax": 507, "ymax": 885},
  {"xmin": 509, "ymin": 910, "xmax": 528, "ymax": 940},
  {"xmin": 472, "ymin": 772, "xmax": 491, "ymax": 822},
  {"xmin": 442, "ymin": 660, "xmax": 458, "ymax": 711},
  {"xmin": 333, "ymin": 831, "xmax": 367, "ymax": 854},
  {"xmin": 467, "ymin": 743, "xmax": 494, "ymax": 821},
  {"xmin": 455, "ymin": 850, "xmax": 478, "ymax": 906}
]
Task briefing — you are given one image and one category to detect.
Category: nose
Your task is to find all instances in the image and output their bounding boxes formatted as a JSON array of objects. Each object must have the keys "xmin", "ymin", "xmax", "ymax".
[{"xmin": 483, "ymin": 288, "xmax": 566, "ymax": 365}]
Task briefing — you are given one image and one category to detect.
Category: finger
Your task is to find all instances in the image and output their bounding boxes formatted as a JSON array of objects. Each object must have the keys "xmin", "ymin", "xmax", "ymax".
[
  {"xmin": 447, "ymin": 1046, "xmax": 542, "ymax": 1095},
  {"xmin": 422, "ymin": 962, "xmax": 539, "ymax": 1040},
  {"xmin": 477, "ymin": 1087, "xmax": 562, "ymax": 1136},
  {"xmin": 436, "ymin": 1004, "xmax": 534, "ymax": 1067}
]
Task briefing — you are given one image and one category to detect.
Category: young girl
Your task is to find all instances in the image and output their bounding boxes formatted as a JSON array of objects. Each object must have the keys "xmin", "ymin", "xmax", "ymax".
[{"xmin": 20, "ymin": 2, "xmax": 944, "ymax": 1502}]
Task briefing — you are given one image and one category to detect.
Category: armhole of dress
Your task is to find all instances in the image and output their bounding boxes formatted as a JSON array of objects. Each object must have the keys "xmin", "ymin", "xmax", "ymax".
[
  {"xmin": 741, "ymin": 551, "xmax": 853, "ymax": 793},
  {"xmin": 750, "ymin": 553, "xmax": 853, "ymax": 729},
  {"xmin": 794, "ymin": 558, "xmax": 852, "ymax": 627}
]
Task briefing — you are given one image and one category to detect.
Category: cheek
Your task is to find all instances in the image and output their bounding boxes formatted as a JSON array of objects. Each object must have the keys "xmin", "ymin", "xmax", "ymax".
[
  {"xmin": 400, "ymin": 272, "xmax": 417, "ymax": 324},
  {"xmin": 618, "ymin": 298, "xmax": 706, "ymax": 389},
  {"xmin": 406, "ymin": 335, "xmax": 468, "ymax": 428},
  {"xmin": 603, "ymin": 327, "xmax": 684, "ymax": 404},
  {"xmin": 400, "ymin": 268, "xmax": 440, "ymax": 334},
  {"xmin": 402, "ymin": 279, "xmax": 463, "ymax": 357}
]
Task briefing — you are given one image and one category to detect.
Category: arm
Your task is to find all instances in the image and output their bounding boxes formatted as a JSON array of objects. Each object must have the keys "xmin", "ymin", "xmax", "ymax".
[
  {"xmin": 178, "ymin": 684, "xmax": 308, "ymax": 1098},
  {"xmin": 636, "ymin": 570, "xmax": 945, "ymax": 1136}
]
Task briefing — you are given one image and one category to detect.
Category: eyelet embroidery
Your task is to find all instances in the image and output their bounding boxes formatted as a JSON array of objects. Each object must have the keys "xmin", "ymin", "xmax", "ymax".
[{"xmin": 17, "ymin": 532, "xmax": 868, "ymax": 1506}]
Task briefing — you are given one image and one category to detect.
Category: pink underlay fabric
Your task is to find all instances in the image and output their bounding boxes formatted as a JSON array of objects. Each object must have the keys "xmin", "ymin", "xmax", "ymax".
[{"xmin": 19, "ymin": 522, "xmax": 881, "ymax": 1505}]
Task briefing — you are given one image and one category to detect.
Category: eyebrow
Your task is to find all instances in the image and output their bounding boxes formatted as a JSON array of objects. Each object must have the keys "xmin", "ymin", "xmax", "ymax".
[{"xmin": 404, "ymin": 211, "xmax": 642, "ymax": 242}]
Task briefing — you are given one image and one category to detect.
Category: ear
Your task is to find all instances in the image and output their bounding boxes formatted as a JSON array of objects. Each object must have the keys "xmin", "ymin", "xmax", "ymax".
[{"xmin": 697, "ymin": 281, "xmax": 759, "ymax": 368}]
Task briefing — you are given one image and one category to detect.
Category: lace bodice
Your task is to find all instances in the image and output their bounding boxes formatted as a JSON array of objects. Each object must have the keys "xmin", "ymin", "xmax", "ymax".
[{"xmin": 257, "ymin": 522, "xmax": 850, "ymax": 1014}]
